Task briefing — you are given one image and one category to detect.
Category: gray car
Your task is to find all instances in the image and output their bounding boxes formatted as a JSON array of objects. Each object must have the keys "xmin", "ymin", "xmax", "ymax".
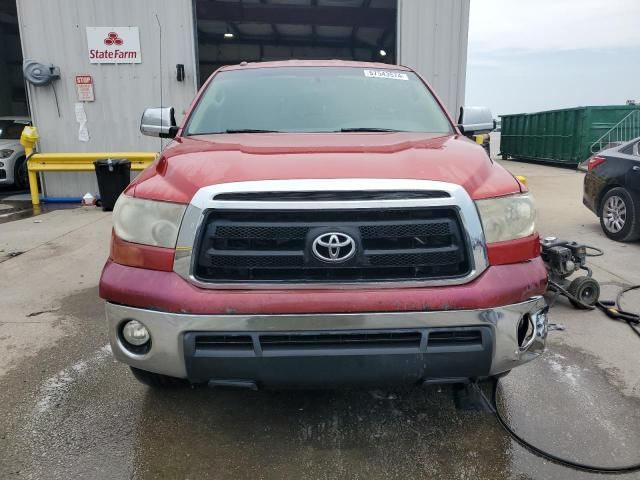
[{"xmin": 0, "ymin": 116, "xmax": 31, "ymax": 189}]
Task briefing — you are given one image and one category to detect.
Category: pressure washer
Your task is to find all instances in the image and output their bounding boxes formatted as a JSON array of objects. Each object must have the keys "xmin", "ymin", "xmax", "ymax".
[{"xmin": 541, "ymin": 236, "xmax": 602, "ymax": 309}]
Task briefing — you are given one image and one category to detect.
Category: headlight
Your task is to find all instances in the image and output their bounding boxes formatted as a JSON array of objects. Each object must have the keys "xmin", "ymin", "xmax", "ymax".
[
  {"xmin": 475, "ymin": 193, "xmax": 536, "ymax": 243},
  {"xmin": 0, "ymin": 149, "xmax": 14, "ymax": 159},
  {"xmin": 113, "ymin": 195, "xmax": 187, "ymax": 248}
]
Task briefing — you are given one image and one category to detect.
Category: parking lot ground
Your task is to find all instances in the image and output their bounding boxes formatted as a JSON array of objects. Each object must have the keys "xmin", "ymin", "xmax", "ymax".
[{"xmin": 1, "ymin": 162, "xmax": 640, "ymax": 480}]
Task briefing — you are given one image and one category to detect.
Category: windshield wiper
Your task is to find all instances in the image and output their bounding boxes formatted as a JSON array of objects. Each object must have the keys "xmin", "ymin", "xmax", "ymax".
[
  {"xmin": 225, "ymin": 129, "xmax": 282, "ymax": 133},
  {"xmin": 339, "ymin": 127, "xmax": 404, "ymax": 132}
]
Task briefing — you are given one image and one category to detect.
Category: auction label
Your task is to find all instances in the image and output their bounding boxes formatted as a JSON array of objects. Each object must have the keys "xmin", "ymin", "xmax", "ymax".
[{"xmin": 364, "ymin": 70, "xmax": 409, "ymax": 80}]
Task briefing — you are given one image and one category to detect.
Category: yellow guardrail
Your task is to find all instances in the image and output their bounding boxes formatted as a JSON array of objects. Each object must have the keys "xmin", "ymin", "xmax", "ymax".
[{"xmin": 20, "ymin": 126, "xmax": 156, "ymax": 205}]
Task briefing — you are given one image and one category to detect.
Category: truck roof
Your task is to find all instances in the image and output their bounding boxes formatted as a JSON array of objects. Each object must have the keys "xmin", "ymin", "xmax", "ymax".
[{"xmin": 219, "ymin": 59, "xmax": 413, "ymax": 72}]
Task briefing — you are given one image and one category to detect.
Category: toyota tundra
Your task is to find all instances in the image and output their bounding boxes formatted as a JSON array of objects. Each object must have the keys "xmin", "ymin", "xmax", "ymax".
[{"xmin": 99, "ymin": 60, "xmax": 548, "ymax": 388}]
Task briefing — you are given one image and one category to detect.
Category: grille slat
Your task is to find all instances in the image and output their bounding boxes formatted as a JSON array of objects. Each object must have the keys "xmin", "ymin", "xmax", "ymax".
[
  {"xmin": 367, "ymin": 249, "xmax": 460, "ymax": 267},
  {"xmin": 195, "ymin": 335, "xmax": 254, "ymax": 351},
  {"xmin": 215, "ymin": 225, "xmax": 310, "ymax": 239},
  {"xmin": 195, "ymin": 207, "xmax": 469, "ymax": 283},
  {"xmin": 428, "ymin": 330, "xmax": 482, "ymax": 347},
  {"xmin": 260, "ymin": 331, "xmax": 422, "ymax": 351},
  {"xmin": 360, "ymin": 222, "xmax": 452, "ymax": 238},
  {"xmin": 191, "ymin": 329, "xmax": 485, "ymax": 354},
  {"xmin": 208, "ymin": 251, "xmax": 305, "ymax": 268}
]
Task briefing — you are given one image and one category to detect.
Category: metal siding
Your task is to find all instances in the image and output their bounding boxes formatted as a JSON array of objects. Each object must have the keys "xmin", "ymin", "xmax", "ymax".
[
  {"xmin": 397, "ymin": 0, "xmax": 469, "ymax": 118},
  {"xmin": 16, "ymin": 0, "xmax": 197, "ymax": 197}
]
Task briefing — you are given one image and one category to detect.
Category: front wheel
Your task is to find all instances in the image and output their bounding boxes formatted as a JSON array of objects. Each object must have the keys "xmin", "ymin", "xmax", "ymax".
[
  {"xmin": 13, "ymin": 157, "xmax": 28, "ymax": 190},
  {"xmin": 599, "ymin": 187, "xmax": 640, "ymax": 242}
]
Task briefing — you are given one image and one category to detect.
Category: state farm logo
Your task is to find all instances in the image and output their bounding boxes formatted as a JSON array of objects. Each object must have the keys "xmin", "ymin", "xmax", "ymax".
[
  {"xmin": 87, "ymin": 27, "xmax": 141, "ymax": 64},
  {"xmin": 104, "ymin": 32, "xmax": 124, "ymax": 46}
]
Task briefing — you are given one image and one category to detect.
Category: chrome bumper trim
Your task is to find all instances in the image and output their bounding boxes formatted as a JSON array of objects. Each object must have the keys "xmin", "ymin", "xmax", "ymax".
[{"xmin": 106, "ymin": 296, "xmax": 547, "ymax": 379}]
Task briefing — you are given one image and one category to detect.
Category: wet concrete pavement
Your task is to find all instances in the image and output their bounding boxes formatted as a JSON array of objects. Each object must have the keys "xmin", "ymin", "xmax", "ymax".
[
  {"xmin": 0, "ymin": 186, "xmax": 74, "ymax": 225},
  {"xmin": 2, "ymin": 162, "xmax": 640, "ymax": 479}
]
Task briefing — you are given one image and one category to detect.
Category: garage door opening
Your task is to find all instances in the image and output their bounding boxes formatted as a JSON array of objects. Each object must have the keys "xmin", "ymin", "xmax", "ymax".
[
  {"xmin": 0, "ymin": 1, "xmax": 28, "ymax": 116},
  {"xmin": 195, "ymin": 0, "xmax": 398, "ymax": 85}
]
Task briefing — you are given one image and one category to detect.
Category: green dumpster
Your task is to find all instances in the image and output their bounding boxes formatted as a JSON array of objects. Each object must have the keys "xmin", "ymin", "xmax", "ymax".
[{"xmin": 499, "ymin": 105, "xmax": 640, "ymax": 166}]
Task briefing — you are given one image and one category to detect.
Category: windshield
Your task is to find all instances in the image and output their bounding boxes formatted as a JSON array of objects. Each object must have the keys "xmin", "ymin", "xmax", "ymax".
[
  {"xmin": 0, "ymin": 120, "xmax": 29, "ymax": 140},
  {"xmin": 185, "ymin": 67, "xmax": 453, "ymax": 135}
]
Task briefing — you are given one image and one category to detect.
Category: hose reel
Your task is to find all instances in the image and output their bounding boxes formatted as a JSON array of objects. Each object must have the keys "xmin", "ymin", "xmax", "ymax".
[
  {"xmin": 23, "ymin": 60, "xmax": 61, "ymax": 87},
  {"xmin": 23, "ymin": 59, "xmax": 62, "ymax": 116}
]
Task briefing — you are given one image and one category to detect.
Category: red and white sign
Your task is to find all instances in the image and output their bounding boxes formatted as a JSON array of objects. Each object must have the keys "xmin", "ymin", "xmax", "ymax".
[
  {"xmin": 75, "ymin": 75, "xmax": 95, "ymax": 102},
  {"xmin": 86, "ymin": 27, "xmax": 141, "ymax": 64}
]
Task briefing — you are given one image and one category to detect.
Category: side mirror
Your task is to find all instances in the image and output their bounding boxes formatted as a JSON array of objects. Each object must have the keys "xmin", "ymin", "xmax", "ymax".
[
  {"xmin": 140, "ymin": 107, "xmax": 178, "ymax": 138},
  {"xmin": 457, "ymin": 106, "xmax": 495, "ymax": 137}
]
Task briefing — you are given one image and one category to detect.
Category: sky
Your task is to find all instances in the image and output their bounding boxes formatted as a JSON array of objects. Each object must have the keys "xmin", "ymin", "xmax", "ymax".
[{"xmin": 465, "ymin": 0, "xmax": 640, "ymax": 116}]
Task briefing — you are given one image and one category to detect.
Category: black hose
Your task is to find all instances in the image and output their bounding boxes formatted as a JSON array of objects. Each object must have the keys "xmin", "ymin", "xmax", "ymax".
[
  {"xmin": 480, "ymin": 379, "xmax": 640, "ymax": 474},
  {"xmin": 583, "ymin": 245, "xmax": 604, "ymax": 257},
  {"xmin": 615, "ymin": 285, "xmax": 640, "ymax": 338},
  {"xmin": 549, "ymin": 280, "xmax": 640, "ymax": 338}
]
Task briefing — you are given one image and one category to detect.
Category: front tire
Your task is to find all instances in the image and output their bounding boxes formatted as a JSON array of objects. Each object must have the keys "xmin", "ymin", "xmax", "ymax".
[
  {"xmin": 130, "ymin": 366, "xmax": 187, "ymax": 388},
  {"xmin": 599, "ymin": 187, "xmax": 640, "ymax": 242},
  {"xmin": 13, "ymin": 157, "xmax": 28, "ymax": 190}
]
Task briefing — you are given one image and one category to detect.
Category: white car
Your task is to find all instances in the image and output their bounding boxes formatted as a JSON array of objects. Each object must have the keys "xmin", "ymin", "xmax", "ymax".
[{"xmin": 0, "ymin": 117, "xmax": 31, "ymax": 189}]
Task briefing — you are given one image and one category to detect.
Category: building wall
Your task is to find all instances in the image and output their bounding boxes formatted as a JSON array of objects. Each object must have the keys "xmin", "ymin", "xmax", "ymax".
[
  {"xmin": 398, "ymin": 0, "xmax": 470, "ymax": 120},
  {"xmin": 16, "ymin": 0, "xmax": 198, "ymax": 196}
]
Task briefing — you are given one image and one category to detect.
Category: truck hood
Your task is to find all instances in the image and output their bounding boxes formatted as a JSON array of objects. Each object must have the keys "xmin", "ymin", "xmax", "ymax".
[{"xmin": 129, "ymin": 133, "xmax": 521, "ymax": 203}]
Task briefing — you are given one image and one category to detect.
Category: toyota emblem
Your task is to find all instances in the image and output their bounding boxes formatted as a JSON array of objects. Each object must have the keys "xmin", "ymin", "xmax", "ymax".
[{"xmin": 312, "ymin": 232, "xmax": 356, "ymax": 263}]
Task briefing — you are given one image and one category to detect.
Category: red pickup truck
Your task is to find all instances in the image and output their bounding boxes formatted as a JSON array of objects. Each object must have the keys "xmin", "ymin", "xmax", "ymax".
[{"xmin": 99, "ymin": 60, "xmax": 548, "ymax": 388}]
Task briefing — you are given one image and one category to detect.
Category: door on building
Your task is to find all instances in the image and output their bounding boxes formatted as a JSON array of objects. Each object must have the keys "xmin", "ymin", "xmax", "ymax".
[
  {"xmin": 194, "ymin": 0, "xmax": 398, "ymax": 85},
  {"xmin": 0, "ymin": 1, "xmax": 27, "ymax": 116}
]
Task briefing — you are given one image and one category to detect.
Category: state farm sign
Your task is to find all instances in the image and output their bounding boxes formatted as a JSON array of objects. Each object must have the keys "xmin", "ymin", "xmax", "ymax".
[{"xmin": 86, "ymin": 27, "xmax": 141, "ymax": 64}]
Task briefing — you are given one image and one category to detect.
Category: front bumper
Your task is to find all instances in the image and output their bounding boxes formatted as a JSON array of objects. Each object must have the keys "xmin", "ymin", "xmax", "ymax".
[
  {"xmin": 106, "ymin": 296, "xmax": 548, "ymax": 386},
  {"xmin": 0, "ymin": 153, "xmax": 20, "ymax": 184}
]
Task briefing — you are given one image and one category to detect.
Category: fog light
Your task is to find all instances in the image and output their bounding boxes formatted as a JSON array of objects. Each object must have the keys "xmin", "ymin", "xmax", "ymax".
[
  {"xmin": 122, "ymin": 320, "xmax": 150, "ymax": 346},
  {"xmin": 0, "ymin": 161, "xmax": 4, "ymax": 167}
]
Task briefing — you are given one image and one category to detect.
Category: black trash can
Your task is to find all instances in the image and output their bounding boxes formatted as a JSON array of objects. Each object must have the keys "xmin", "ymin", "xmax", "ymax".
[{"xmin": 94, "ymin": 159, "xmax": 131, "ymax": 211}]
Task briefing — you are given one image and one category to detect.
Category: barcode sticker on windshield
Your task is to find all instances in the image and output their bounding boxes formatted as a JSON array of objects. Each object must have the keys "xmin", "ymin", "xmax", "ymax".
[{"xmin": 364, "ymin": 70, "xmax": 409, "ymax": 80}]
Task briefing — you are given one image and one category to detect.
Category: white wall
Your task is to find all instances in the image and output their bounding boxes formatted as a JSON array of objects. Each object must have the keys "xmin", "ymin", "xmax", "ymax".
[
  {"xmin": 398, "ymin": 0, "xmax": 470, "ymax": 120},
  {"xmin": 17, "ymin": 0, "xmax": 198, "ymax": 196}
]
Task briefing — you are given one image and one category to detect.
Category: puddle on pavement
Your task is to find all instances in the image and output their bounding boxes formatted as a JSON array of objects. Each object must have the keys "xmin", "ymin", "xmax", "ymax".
[
  {"xmin": 0, "ymin": 200, "xmax": 80, "ymax": 224},
  {"xmin": 498, "ymin": 345, "xmax": 640, "ymax": 476}
]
